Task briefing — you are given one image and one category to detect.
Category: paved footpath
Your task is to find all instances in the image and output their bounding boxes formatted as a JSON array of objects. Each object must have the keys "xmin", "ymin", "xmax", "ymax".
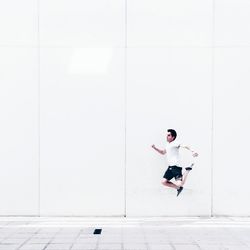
[{"xmin": 0, "ymin": 217, "xmax": 250, "ymax": 250}]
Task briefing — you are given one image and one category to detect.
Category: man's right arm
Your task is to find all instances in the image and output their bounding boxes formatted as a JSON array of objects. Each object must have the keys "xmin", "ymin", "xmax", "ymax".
[{"xmin": 151, "ymin": 144, "xmax": 166, "ymax": 155}]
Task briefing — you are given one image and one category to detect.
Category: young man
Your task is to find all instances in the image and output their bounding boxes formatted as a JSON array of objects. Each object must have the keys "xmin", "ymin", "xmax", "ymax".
[{"xmin": 152, "ymin": 129, "xmax": 198, "ymax": 196}]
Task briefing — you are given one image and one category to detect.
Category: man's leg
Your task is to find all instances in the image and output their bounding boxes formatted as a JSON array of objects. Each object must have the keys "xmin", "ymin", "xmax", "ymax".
[
  {"xmin": 175, "ymin": 178, "xmax": 184, "ymax": 196},
  {"xmin": 174, "ymin": 170, "xmax": 191, "ymax": 189},
  {"xmin": 173, "ymin": 165, "xmax": 193, "ymax": 196},
  {"xmin": 180, "ymin": 163, "xmax": 194, "ymax": 186},
  {"xmin": 162, "ymin": 179, "xmax": 179, "ymax": 189},
  {"xmin": 180, "ymin": 169, "xmax": 191, "ymax": 187}
]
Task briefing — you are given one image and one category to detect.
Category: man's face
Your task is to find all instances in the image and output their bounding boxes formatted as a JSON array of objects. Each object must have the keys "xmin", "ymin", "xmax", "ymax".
[{"xmin": 166, "ymin": 132, "xmax": 175, "ymax": 143}]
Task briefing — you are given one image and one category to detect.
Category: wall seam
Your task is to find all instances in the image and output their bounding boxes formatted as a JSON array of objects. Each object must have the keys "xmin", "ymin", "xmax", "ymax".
[
  {"xmin": 37, "ymin": 0, "xmax": 41, "ymax": 216},
  {"xmin": 211, "ymin": 0, "xmax": 215, "ymax": 217},
  {"xmin": 124, "ymin": 0, "xmax": 127, "ymax": 217}
]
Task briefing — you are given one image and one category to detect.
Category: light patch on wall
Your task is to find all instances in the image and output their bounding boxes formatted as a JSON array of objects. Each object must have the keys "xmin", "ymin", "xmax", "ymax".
[{"xmin": 69, "ymin": 48, "xmax": 113, "ymax": 75}]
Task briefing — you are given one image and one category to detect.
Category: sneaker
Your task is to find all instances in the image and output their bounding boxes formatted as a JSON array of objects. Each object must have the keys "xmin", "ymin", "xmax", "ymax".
[
  {"xmin": 177, "ymin": 186, "xmax": 183, "ymax": 197},
  {"xmin": 185, "ymin": 163, "xmax": 194, "ymax": 171}
]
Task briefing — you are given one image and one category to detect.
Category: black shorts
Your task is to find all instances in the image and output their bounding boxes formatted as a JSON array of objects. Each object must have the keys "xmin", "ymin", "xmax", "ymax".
[{"xmin": 163, "ymin": 165, "xmax": 183, "ymax": 181}]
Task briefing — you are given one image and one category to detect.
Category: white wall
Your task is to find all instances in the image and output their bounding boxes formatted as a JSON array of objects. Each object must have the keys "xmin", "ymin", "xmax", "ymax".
[
  {"xmin": 0, "ymin": 0, "xmax": 249, "ymax": 216},
  {"xmin": 0, "ymin": 0, "xmax": 39, "ymax": 215},
  {"xmin": 39, "ymin": 0, "xmax": 125, "ymax": 216},
  {"xmin": 213, "ymin": 49, "xmax": 250, "ymax": 216},
  {"xmin": 212, "ymin": 0, "xmax": 250, "ymax": 216}
]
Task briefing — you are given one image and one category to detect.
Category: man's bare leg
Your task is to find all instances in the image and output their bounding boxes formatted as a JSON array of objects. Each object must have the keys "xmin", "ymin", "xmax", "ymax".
[
  {"xmin": 162, "ymin": 179, "xmax": 184, "ymax": 196},
  {"xmin": 162, "ymin": 170, "xmax": 190, "ymax": 189},
  {"xmin": 161, "ymin": 165, "xmax": 195, "ymax": 196},
  {"xmin": 161, "ymin": 179, "xmax": 179, "ymax": 190},
  {"xmin": 180, "ymin": 163, "xmax": 194, "ymax": 186},
  {"xmin": 180, "ymin": 170, "xmax": 191, "ymax": 186}
]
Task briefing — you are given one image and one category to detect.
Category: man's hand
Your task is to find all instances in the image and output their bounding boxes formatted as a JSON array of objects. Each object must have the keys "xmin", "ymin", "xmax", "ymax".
[
  {"xmin": 151, "ymin": 144, "xmax": 166, "ymax": 155},
  {"xmin": 192, "ymin": 152, "xmax": 198, "ymax": 157}
]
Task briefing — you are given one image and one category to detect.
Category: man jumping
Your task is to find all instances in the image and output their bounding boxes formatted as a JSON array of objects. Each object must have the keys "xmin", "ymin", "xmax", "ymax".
[{"xmin": 152, "ymin": 129, "xmax": 198, "ymax": 196}]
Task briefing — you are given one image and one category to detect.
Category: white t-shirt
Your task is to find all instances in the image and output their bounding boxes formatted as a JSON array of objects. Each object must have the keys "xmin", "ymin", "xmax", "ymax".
[{"xmin": 165, "ymin": 140, "xmax": 181, "ymax": 166}]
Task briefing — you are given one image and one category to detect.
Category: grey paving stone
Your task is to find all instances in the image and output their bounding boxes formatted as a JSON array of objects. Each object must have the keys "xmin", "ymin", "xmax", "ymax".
[
  {"xmin": 44, "ymin": 243, "xmax": 72, "ymax": 250},
  {"xmin": 148, "ymin": 243, "xmax": 174, "ymax": 250},
  {"xmin": 19, "ymin": 244, "xmax": 47, "ymax": 250},
  {"xmin": 0, "ymin": 245, "xmax": 21, "ymax": 250},
  {"xmin": 71, "ymin": 243, "xmax": 96, "ymax": 250}
]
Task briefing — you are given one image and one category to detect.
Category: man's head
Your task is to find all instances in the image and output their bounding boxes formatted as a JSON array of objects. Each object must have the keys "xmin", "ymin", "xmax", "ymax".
[{"xmin": 167, "ymin": 129, "xmax": 177, "ymax": 142}]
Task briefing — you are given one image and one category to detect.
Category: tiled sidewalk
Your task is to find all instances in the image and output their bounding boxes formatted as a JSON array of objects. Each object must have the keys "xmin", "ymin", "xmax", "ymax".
[{"xmin": 0, "ymin": 217, "xmax": 250, "ymax": 250}]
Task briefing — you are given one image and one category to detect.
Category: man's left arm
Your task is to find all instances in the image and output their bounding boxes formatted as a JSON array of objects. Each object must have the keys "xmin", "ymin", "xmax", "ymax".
[{"xmin": 179, "ymin": 144, "xmax": 198, "ymax": 157}]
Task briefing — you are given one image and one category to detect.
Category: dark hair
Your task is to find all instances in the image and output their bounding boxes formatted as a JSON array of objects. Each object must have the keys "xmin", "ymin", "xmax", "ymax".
[{"xmin": 167, "ymin": 129, "xmax": 177, "ymax": 140}]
